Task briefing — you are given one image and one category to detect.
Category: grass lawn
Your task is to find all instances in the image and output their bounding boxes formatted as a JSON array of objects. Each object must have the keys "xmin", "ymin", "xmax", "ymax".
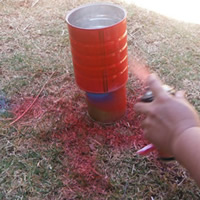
[{"xmin": 1, "ymin": 0, "xmax": 200, "ymax": 199}]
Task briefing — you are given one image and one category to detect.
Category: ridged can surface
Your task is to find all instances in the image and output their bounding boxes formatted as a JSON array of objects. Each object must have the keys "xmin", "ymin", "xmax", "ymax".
[
  {"xmin": 66, "ymin": 3, "xmax": 128, "ymax": 93},
  {"xmin": 86, "ymin": 86, "xmax": 126, "ymax": 123}
]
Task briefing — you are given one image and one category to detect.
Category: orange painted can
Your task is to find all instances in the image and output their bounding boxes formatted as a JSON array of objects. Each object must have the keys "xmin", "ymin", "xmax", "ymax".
[{"xmin": 66, "ymin": 3, "xmax": 128, "ymax": 93}]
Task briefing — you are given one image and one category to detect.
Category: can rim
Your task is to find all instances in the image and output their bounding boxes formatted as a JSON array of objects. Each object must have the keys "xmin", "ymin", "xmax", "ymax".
[{"xmin": 65, "ymin": 2, "xmax": 127, "ymax": 30}]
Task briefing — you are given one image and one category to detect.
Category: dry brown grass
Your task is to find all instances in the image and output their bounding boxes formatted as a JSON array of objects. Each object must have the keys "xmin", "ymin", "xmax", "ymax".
[{"xmin": 1, "ymin": 0, "xmax": 200, "ymax": 199}]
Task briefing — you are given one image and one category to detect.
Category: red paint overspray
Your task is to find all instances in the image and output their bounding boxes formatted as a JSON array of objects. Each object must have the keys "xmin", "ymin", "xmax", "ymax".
[
  {"xmin": 129, "ymin": 58, "xmax": 150, "ymax": 84},
  {"xmin": 11, "ymin": 97, "xmax": 45, "ymax": 122},
  {"xmin": 52, "ymin": 93, "xmax": 143, "ymax": 197},
  {"xmin": 9, "ymin": 76, "xmax": 145, "ymax": 198}
]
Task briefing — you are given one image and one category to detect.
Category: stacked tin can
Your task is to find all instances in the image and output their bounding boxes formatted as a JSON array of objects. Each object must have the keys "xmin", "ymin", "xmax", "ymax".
[{"xmin": 66, "ymin": 3, "xmax": 128, "ymax": 123}]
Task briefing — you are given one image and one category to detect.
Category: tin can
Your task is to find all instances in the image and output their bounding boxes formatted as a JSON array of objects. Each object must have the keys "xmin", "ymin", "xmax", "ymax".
[
  {"xmin": 66, "ymin": 3, "xmax": 128, "ymax": 93},
  {"xmin": 86, "ymin": 86, "xmax": 126, "ymax": 123}
]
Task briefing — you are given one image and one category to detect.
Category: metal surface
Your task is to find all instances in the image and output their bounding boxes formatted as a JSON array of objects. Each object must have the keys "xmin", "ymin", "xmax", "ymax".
[
  {"xmin": 86, "ymin": 86, "xmax": 126, "ymax": 123},
  {"xmin": 140, "ymin": 85, "xmax": 175, "ymax": 102},
  {"xmin": 66, "ymin": 3, "xmax": 126, "ymax": 29},
  {"xmin": 66, "ymin": 3, "xmax": 128, "ymax": 93}
]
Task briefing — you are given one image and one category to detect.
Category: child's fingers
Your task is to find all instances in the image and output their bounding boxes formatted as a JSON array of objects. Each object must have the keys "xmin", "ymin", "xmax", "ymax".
[
  {"xmin": 175, "ymin": 90, "xmax": 185, "ymax": 99},
  {"xmin": 134, "ymin": 102, "xmax": 152, "ymax": 114},
  {"xmin": 147, "ymin": 74, "xmax": 167, "ymax": 99}
]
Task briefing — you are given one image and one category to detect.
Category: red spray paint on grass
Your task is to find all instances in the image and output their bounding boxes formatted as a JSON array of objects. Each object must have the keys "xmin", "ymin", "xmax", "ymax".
[
  {"xmin": 9, "ymin": 73, "xmax": 146, "ymax": 197},
  {"xmin": 11, "ymin": 97, "xmax": 45, "ymax": 119},
  {"xmin": 50, "ymin": 85, "xmax": 145, "ymax": 197}
]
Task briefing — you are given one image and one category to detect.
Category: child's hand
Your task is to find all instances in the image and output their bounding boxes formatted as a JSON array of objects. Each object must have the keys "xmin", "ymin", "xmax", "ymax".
[{"xmin": 134, "ymin": 74, "xmax": 200, "ymax": 154}]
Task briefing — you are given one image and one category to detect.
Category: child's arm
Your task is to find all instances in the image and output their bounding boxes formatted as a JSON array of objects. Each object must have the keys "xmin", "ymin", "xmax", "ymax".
[
  {"xmin": 135, "ymin": 74, "xmax": 200, "ymax": 186},
  {"xmin": 172, "ymin": 127, "xmax": 200, "ymax": 186}
]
